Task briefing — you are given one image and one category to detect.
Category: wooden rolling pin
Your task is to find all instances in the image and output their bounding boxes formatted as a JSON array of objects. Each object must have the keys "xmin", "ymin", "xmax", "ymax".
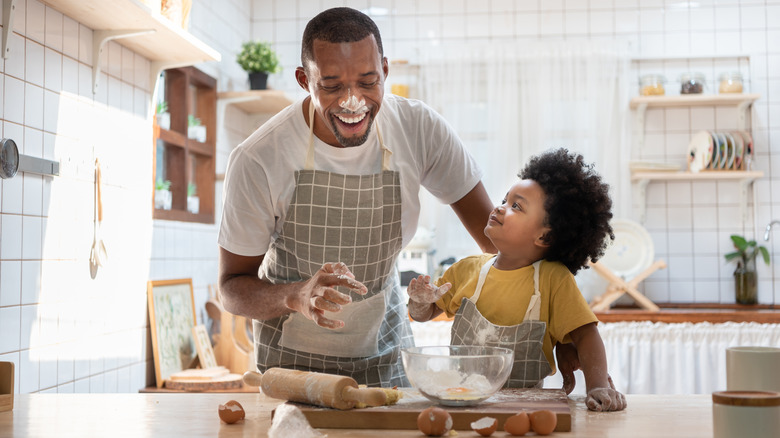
[{"xmin": 243, "ymin": 368, "xmax": 387, "ymax": 410}]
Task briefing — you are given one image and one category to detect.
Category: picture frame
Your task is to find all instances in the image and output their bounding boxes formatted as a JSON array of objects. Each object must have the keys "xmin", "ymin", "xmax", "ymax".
[{"xmin": 147, "ymin": 279, "xmax": 197, "ymax": 388}]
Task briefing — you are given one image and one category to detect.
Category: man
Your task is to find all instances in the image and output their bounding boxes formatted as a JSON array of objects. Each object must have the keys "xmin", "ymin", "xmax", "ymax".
[{"xmin": 218, "ymin": 7, "xmax": 581, "ymax": 389}]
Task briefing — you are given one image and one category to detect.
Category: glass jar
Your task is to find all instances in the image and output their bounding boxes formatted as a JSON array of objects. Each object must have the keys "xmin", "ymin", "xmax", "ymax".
[
  {"xmin": 680, "ymin": 72, "xmax": 705, "ymax": 94},
  {"xmin": 719, "ymin": 72, "xmax": 744, "ymax": 94},
  {"xmin": 640, "ymin": 74, "xmax": 666, "ymax": 96}
]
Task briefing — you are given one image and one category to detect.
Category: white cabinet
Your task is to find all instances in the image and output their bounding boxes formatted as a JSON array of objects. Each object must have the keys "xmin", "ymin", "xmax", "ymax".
[{"xmin": 630, "ymin": 94, "xmax": 763, "ymax": 225}]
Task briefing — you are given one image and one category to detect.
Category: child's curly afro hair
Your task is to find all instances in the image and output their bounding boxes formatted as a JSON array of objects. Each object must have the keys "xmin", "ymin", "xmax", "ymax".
[{"xmin": 519, "ymin": 148, "xmax": 614, "ymax": 275}]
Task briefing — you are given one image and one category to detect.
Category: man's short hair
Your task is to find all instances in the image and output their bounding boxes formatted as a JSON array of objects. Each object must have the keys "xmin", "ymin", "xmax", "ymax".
[{"xmin": 301, "ymin": 7, "xmax": 384, "ymax": 68}]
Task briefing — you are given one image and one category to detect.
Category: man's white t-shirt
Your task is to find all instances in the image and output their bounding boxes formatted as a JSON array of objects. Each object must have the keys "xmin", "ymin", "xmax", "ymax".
[{"xmin": 218, "ymin": 93, "xmax": 482, "ymax": 257}]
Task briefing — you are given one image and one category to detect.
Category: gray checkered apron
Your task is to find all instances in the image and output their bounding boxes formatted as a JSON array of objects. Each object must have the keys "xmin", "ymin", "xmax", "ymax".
[
  {"xmin": 254, "ymin": 101, "xmax": 413, "ymax": 387},
  {"xmin": 450, "ymin": 257, "xmax": 552, "ymax": 388}
]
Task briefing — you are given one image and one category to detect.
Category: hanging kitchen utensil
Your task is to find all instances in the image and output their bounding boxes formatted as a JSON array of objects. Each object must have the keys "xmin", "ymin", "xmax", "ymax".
[
  {"xmin": 89, "ymin": 164, "xmax": 99, "ymax": 278},
  {"xmin": 95, "ymin": 159, "xmax": 107, "ymax": 266}
]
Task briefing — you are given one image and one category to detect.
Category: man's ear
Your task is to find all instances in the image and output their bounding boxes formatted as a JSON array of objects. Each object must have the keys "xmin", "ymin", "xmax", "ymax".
[
  {"xmin": 382, "ymin": 57, "xmax": 389, "ymax": 79},
  {"xmin": 295, "ymin": 67, "xmax": 309, "ymax": 91}
]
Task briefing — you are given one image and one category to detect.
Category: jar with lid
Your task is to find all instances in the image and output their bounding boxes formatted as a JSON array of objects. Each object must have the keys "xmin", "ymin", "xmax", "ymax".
[
  {"xmin": 679, "ymin": 72, "xmax": 705, "ymax": 94},
  {"xmin": 719, "ymin": 72, "xmax": 744, "ymax": 93},
  {"xmin": 640, "ymin": 74, "xmax": 666, "ymax": 96}
]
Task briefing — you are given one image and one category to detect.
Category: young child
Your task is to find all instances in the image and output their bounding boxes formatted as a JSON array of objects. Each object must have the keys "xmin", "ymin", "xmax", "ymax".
[{"xmin": 407, "ymin": 148, "xmax": 626, "ymax": 412}]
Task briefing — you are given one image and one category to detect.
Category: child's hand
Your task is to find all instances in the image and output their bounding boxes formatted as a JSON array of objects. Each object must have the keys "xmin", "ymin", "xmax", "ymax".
[
  {"xmin": 585, "ymin": 376, "xmax": 627, "ymax": 412},
  {"xmin": 407, "ymin": 275, "xmax": 451, "ymax": 304}
]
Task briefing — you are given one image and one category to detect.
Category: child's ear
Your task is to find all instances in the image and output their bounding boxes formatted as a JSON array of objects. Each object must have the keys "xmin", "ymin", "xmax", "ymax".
[{"xmin": 535, "ymin": 229, "xmax": 551, "ymax": 248}]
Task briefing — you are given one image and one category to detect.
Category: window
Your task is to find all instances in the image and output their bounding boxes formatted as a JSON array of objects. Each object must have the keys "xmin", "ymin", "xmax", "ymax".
[{"xmin": 153, "ymin": 66, "xmax": 216, "ymax": 223}]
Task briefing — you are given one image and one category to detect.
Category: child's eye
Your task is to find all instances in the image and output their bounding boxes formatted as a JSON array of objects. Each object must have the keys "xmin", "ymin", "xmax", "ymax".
[
  {"xmin": 512, "ymin": 202, "xmax": 521, "ymax": 209},
  {"xmin": 500, "ymin": 199, "xmax": 507, "ymax": 205}
]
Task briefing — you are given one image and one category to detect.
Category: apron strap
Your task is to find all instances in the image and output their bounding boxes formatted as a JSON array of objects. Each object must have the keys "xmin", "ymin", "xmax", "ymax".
[
  {"xmin": 376, "ymin": 124, "xmax": 392, "ymax": 171},
  {"xmin": 305, "ymin": 98, "xmax": 391, "ymax": 171},
  {"xmin": 469, "ymin": 255, "xmax": 497, "ymax": 303},
  {"xmin": 306, "ymin": 99, "xmax": 316, "ymax": 170},
  {"xmin": 523, "ymin": 260, "xmax": 543, "ymax": 321}
]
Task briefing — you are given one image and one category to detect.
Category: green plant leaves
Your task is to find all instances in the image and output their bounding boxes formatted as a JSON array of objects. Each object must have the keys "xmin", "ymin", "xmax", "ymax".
[
  {"xmin": 236, "ymin": 41, "xmax": 281, "ymax": 74},
  {"xmin": 726, "ymin": 234, "xmax": 771, "ymax": 266}
]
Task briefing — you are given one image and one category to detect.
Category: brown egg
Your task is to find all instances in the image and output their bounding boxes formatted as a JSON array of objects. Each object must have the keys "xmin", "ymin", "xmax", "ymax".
[
  {"xmin": 417, "ymin": 406, "xmax": 452, "ymax": 436},
  {"xmin": 503, "ymin": 411, "xmax": 530, "ymax": 436},
  {"xmin": 529, "ymin": 409, "xmax": 557, "ymax": 435},
  {"xmin": 218, "ymin": 400, "xmax": 245, "ymax": 424},
  {"xmin": 470, "ymin": 416, "xmax": 498, "ymax": 436}
]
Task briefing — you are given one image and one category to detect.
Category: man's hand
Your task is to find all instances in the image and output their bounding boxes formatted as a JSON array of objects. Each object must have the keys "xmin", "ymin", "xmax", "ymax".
[
  {"xmin": 284, "ymin": 262, "xmax": 367, "ymax": 329},
  {"xmin": 585, "ymin": 375, "xmax": 627, "ymax": 412},
  {"xmin": 555, "ymin": 342, "xmax": 581, "ymax": 395},
  {"xmin": 407, "ymin": 275, "xmax": 451, "ymax": 321}
]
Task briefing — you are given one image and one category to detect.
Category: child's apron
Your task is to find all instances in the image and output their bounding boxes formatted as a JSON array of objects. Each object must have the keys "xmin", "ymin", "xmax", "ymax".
[{"xmin": 450, "ymin": 257, "xmax": 552, "ymax": 388}]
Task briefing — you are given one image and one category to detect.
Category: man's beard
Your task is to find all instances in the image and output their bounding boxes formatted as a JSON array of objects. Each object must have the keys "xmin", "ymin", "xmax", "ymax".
[{"xmin": 330, "ymin": 113, "xmax": 374, "ymax": 147}]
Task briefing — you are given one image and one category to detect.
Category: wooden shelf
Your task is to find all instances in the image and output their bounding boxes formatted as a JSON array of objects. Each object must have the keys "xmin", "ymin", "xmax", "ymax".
[
  {"xmin": 217, "ymin": 90, "xmax": 293, "ymax": 114},
  {"xmin": 631, "ymin": 170, "xmax": 763, "ymax": 224},
  {"xmin": 631, "ymin": 170, "xmax": 763, "ymax": 182},
  {"xmin": 41, "ymin": 0, "xmax": 220, "ymax": 65},
  {"xmin": 630, "ymin": 93, "xmax": 760, "ymax": 109},
  {"xmin": 595, "ymin": 303, "xmax": 780, "ymax": 324}
]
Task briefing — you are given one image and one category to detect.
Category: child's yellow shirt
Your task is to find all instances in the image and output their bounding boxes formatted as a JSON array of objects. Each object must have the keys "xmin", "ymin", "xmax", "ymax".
[{"xmin": 435, "ymin": 254, "xmax": 598, "ymax": 373}]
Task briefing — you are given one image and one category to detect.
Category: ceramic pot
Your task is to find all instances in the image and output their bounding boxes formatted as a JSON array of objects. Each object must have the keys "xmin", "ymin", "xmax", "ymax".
[{"xmin": 249, "ymin": 72, "xmax": 268, "ymax": 90}]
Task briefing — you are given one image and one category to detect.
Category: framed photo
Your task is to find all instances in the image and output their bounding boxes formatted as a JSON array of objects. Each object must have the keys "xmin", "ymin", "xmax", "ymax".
[{"xmin": 147, "ymin": 279, "xmax": 197, "ymax": 388}]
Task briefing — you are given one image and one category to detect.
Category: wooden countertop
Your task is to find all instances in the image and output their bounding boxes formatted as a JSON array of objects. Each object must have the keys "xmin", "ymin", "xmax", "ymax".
[
  {"xmin": 1, "ymin": 392, "xmax": 713, "ymax": 437},
  {"xmin": 595, "ymin": 302, "xmax": 780, "ymax": 324}
]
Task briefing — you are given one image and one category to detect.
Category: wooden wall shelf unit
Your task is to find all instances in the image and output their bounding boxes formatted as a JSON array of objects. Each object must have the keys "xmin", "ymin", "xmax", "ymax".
[
  {"xmin": 631, "ymin": 170, "xmax": 763, "ymax": 224},
  {"xmin": 595, "ymin": 303, "xmax": 780, "ymax": 324},
  {"xmin": 631, "ymin": 93, "xmax": 760, "ymax": 150},
  {"xmin": 40, "ymin": 0, "xmax": 220, "ymax": 93},
  {"xmin": 154, "ymin": 66, "xmax": 216, "ymax": 224}
]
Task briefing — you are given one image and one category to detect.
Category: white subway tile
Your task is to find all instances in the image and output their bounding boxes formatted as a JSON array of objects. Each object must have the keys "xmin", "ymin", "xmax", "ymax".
[
  {"xmin": 515, "ymin": 13, "xmax": 539, "ymax": 37},
  {"xmin": 564, "ymin": 10, "xmax": 589, "ymax": 35},
  {"xmin": 22, "ymin": 173, "xmax": 43, "ymax": 217},
  {"xmin": 25, "ymin": 40, "xmax": 45, "ymax": 87},
  {"xmin": 694, "ymin": 280, "xmax": 721, "ymax": 302},
  {"xmin": 0, "ymin": 307, "xmax": 21, "ymax": 353},
  {"xmin": 0, "ymin": 214, "xmax": 23, "ymax": 258},
  {"xmin": 24, "ymin": 83, "xmax": 44, "ymax": 130},
  {"xmin": 4, "ymin": 76, "xmax": 25, "ymax": 125},
  {"xmin": 539, "ymin": 11, "xmax": 564, "ymax": 36},
  {"xmin": 62, "ymin": 16, "xmax": 79, "ymax": 60},
  {"xmin": 78, "ymin": 24, "xmax": 93, "ymax": 66},
  {"xmin": 19, "ymin": 349, "xmax": 40, "ymax": 393},
  {"xmin": 0, "ymin": 260, "xmax": 21, "ymax": 306},
  {"xmin": 21, "ymin": 260, "xmax": 42, "ymax": 304},
  {"xmin": 44, "ymin": 7, "xmax": 63, "ymax": 52},
  {"xmin": 466, "ymin": 13, "xmax": 490, "ymax": 39},
  {"xmin": 26, "ymin": 0, "xmax": 46, "ymax": 44},
  {"xmin": 44, "ymin": 48, "xmax": 62, "ymax": 92},
  {"xmin": 61, "ymin": 56, "xmax": 78, "ymax": 96}
]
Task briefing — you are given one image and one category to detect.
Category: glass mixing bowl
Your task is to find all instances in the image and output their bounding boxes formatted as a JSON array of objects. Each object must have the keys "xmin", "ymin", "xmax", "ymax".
[{"xmin": 401, "ymin": 345, "xmax": 514, "ymax": 407}]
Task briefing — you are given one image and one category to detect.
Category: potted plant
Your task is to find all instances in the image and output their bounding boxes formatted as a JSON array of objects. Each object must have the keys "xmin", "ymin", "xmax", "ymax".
[
  {"xmin": 156, "ymin": 101, "xmax": 170, "ymax": 130},
  {"xmin": 187, "ymin": 182, "xmax": 199, "ymax": 214},
  {"xmin": 187, "ymin": 115, "xmax": 206, "ymax": 143},
  {"xmin": 724, "ymin": 234, "xmax": 770, "ymax": 305},
  {"xmin": 236, "ymin": 41, "xmax": 281, "ymax": 90},
  {"xmin": 154, "ymin": 179, "xmax": 172, "ymax": 210}
]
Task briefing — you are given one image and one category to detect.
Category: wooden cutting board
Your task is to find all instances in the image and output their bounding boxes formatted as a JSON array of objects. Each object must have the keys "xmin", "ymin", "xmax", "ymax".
[
  {"xmin": 163, "ymin": 367, "xmax": 244, "ymax": 391},
  {"xmin": 288, "ymin": 388, "xmax": 571, "ymax": 432}
]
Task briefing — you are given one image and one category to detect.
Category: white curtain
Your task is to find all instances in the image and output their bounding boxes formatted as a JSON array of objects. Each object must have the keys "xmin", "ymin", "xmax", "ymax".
[
  {"xmin": 597, "ymin": 321, "xmax": 780, "ymax": 395},
  {"xmin": 415, "ymin": 41, "xmax": 632, "ymax": 263}
]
